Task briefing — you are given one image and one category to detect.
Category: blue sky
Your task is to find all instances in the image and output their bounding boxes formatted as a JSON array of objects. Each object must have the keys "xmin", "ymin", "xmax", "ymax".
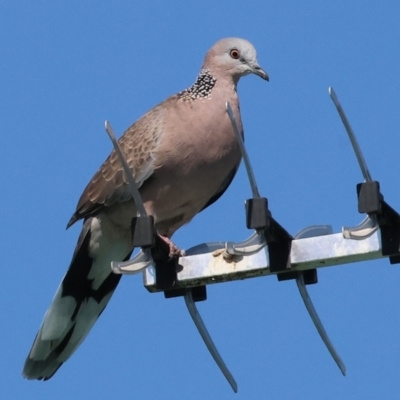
[{"xmin": 2, "ymin": 1, "xmax": 400, "ymax": 399}]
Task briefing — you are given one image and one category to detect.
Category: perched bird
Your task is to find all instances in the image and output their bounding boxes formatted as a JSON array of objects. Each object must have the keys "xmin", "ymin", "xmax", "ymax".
[{"xmin": 23, "ymin": 37, "xmax": 268, "ymax": 380}]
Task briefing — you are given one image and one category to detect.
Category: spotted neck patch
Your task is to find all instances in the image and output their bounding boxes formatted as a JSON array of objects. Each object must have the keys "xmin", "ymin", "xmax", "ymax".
[{"xmin": 178, "ymin": 68, "xmax": 217, "ymax": 101}]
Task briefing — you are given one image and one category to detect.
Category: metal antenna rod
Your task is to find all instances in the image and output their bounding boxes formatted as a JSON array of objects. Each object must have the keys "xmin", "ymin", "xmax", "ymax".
[
  {"xmin": 297, "ymin": 273, "xmax": 346, "ymax": 375},
  {"xmin": 105, "ymin": 120, "xmax": 148, "ymax": 216},
  {"xmin": 293, "ymin": 226, "xmax": 346, "ymax": 375},
  {"xmin": 185, "ymin": 291, "xmax": 238, "ymax": 393},
  {"xmin": 104, "ymin": 121, "xmax": 153, "ymax": 274},
  {"xmin": 226, "ymin": 102, "xmax": 261, "ymax": 198},
  {"xmin": 328, "ymin": 88, "xmax": 378, "ymax": 240},
  {"xmin": 328, "ymin": 87, "xmax": 373, "ymax": 182}
]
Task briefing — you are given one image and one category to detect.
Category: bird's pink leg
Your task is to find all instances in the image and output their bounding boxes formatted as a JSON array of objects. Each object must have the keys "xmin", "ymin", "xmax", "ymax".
[{"xmin": 158, "ymin": 235, "xmax": 186, "ymax": 257}]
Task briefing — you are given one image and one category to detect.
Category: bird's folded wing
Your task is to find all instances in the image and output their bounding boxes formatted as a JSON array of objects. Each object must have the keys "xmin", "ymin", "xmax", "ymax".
[{"xmin": 67, "ymin": 104, "xmax": 165, "ymax": 228}]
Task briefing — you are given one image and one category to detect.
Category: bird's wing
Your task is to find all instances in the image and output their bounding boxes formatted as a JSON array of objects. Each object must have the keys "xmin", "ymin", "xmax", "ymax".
[{"xmin": 67, "ymin": 104, "xmax": 165, "ymax": 228}]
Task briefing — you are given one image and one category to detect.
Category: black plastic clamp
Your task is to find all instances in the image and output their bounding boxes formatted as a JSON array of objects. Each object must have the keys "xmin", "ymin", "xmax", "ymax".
[
  {"xmin": 356, "ymin": 181, "xmax": 400, "ymax": 263},
  {"xmin": 130, "ymin": 217, "xmax": 207, "ymax": 302},
  {"xmin": 245, "ymin": 197, "xmax": 294, "ymax": 274},
  {"xmin": 131, "ymin": 215, "xmax": 156, "ymax": 248}
]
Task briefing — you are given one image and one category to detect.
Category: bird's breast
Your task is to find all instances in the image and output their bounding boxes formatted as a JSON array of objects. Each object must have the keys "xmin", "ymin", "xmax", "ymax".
[{"xmin": 139, "ymin": 96, "xmax": 243, "ymax": 235}]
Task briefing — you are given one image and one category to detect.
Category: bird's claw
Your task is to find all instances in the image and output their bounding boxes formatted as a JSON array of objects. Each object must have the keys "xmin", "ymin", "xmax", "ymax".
[{"xmin": 158, "ymin": 235, "xmax": 186, "ymax": 258}]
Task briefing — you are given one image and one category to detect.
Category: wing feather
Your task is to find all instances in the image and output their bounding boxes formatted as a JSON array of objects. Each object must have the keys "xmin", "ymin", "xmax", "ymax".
[{"xmin": 67, "ymin": 104, "xmax": 165, "ymax": 228}]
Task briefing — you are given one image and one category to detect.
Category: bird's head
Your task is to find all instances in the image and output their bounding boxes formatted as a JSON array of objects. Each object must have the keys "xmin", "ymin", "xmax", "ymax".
[{"xmin": 202, "ymin": 37, "xmax": 269, "ymax": 83}]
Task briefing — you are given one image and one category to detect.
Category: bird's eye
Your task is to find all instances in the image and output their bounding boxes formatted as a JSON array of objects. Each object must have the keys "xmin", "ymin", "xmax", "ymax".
[{"xmin": 229, "ymin": 49, "xmax": 240, "ymax": 59}]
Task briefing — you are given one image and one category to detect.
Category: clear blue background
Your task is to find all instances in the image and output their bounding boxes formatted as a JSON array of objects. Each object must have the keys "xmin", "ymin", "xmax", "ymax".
[{"xmin": 2, "ymin": 1, "xmax": 400, "ymax": 399}]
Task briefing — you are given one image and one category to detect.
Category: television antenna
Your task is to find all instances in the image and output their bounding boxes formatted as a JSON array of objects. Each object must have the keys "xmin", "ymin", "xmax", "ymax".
[{"xmin": 105, "ymin": 87, "xmax": 400, "ymax": 393}]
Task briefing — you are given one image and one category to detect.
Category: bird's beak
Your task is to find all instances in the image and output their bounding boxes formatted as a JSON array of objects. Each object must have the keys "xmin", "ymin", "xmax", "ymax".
[{"xmin": 251, "ymin": 63, "xmax": 269, "ymax": 81}]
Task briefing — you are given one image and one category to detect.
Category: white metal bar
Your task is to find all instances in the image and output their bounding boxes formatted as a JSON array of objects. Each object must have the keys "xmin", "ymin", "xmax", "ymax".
[{"xmin": 144, "ymin": 230, "xmax": 382, "ymax": 291}]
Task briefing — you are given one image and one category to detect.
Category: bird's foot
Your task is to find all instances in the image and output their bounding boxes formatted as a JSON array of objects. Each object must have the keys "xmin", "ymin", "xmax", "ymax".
[{"xmin": 158, "ymin": 235, "xmax": 186, "ymax": 258}]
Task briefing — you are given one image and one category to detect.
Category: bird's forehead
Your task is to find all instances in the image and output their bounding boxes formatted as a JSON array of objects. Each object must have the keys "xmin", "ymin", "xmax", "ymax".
[{"xmin": 238, "ymin": 44, "xmax": 257, "ymax": 60}]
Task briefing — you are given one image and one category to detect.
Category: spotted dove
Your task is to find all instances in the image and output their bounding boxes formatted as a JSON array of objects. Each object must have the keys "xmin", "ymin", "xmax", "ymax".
[{"xmin": 23, "ymin": 37, "xmax": 268, "ymax": 380}]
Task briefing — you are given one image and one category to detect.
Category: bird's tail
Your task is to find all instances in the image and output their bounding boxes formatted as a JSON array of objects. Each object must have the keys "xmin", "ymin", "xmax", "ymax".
[{"xmin": 22, "ymin": 216, "xmax": 132, "ymax": 380}]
